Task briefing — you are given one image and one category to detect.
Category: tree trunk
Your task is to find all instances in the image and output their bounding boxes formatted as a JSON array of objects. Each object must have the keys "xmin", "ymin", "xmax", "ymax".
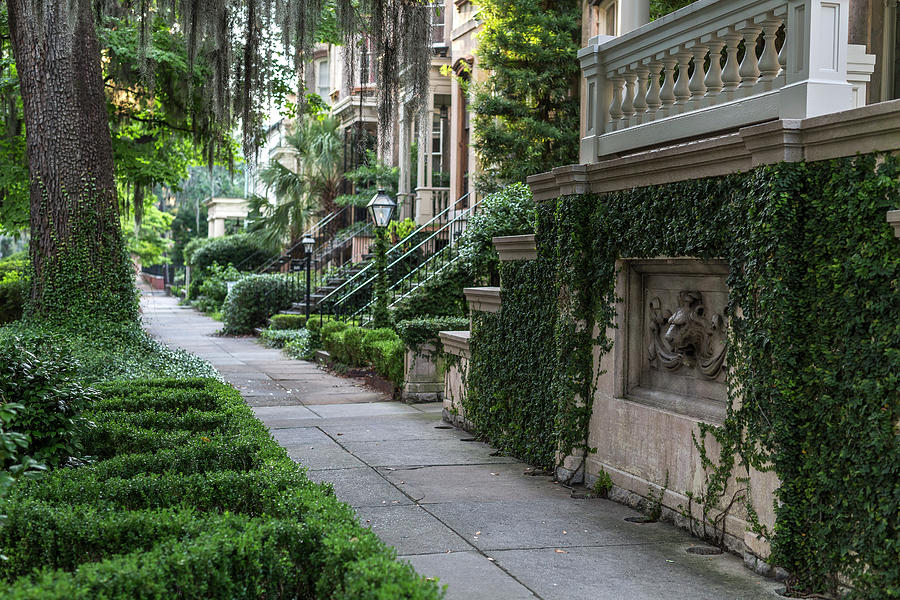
[{"xmin": 7, "ymin": 0, "xmax": 136, "ymax": 322}]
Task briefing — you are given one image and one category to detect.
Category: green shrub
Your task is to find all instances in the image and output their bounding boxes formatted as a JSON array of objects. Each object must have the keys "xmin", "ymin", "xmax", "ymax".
[
  {"xmin": 319, "ymin": 324, "xmax": 404, "ymax": 387},
  {"xmin": 457, "ymin": 182, "xmax": 535, "ymax": 278},
  {"xmin": 396, "ymin": 317, "xmax": 470, "ymax": 353},
  {"xmin": 368, "ymin": 338, "xmax": 405, "ymax": 387},
  {"xmin": 0, "ymin": 272, "xmax": 27, "ymax": 324},
  {"xmin": 0, "ymin": 378, "xmax": 442, "ymax": 599},
  {"xmin": 222, "ymin": 275, "xmax": 294, "ymax": 335},
  {"xmin": 269, "ymin": 313, "xmax": 308, "ymax": 330},
  {"xmin": 0, "ymin": 338, "xmax": 94, "ymax": 467},
  {"xmin": 306, "ymin": 315, "xmax": 340, "ymax": 348},
  {"xmin": 319, "ymin": 320, "xmax": 349, "ymax": 351},
  {"xmin": 283, "ymin": 332, "xmax": 313, "ymax": 360},
  {"xmin": 258, "ymin": 328, "xmax": 310, "ymax": 350},
  {"xmin": 195, "ymin": 263, "xmax": 243, "ymax": 311},
  {"xmin": 0, "ymin": 322, "xmax": 219, "ymax": 383},
  {"xmin": 186, "ymin": 235, "xmax": 272, "ymax": 298},
  {"xmin": 188, "ymin": 234, "xmax": 270, "ymax": 273}
]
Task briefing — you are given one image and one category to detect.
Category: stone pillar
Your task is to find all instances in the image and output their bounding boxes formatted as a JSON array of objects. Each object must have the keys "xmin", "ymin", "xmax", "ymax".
[
  {"xmin": 209, "ymin": 217, "xmax": 226, "ymax": 238},
  {"xmin": 619, "ymin": 0, "xmax": 650, "ymax": 35}
]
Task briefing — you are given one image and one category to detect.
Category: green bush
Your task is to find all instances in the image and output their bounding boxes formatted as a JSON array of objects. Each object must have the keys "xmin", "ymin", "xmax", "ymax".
[
  {"xmin": 186, "ymin": 235, "xmax": 271, "ymax": 298},
  {"xmin": 0, "ymin": 273, "xmax": 27, "ymax": 324},
  {"xmin": 0, "ymin": 378, "xmax": 441, "ymax": 599},
  {"xmin": 222, "ymin": 275, "xmax": 294, "ymax": 335},
  {"xmin": 258, "ymin": 328, "xmax": 310, "ymax": 350},
  {"xmin": 396, "ymin": 317, "xmax": 470, "ymax": 353},
  {"xmin": 319, "ymin": 324, "xmax": 404, "ymax": 387},
  {"xmin": 319, "ymin": 320, "xmax": 349, "ymax": 349},
  {"xmin": 195, "ymin": 263, "xmax": 243, "ymax": 312},
  {"xmin": 269, "ymin": 313, "xmax": 308, "ymax": 330},
  {"xmin": 457, "ymin": 182, "xmax": 535, "ymax": 278},
  {"xmin": 282, "ymin": 332, "xmax": 313, "ymax": 361},
  {"xmin": 188, "ymin": 234, "xmax": 270, "ymax": 273},
  {"xmin": 368, "ymin": 338, "xmax": 405, "ymax": 387},
  {"xmin": 0, "ymin": 338, "xmax": 93, "ymax": 467}
]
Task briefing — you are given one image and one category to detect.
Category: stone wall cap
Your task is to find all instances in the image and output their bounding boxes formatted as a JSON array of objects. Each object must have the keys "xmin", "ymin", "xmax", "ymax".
[
  {"xmin": 463, "ymin": 287, "xmax": 501, "ymax": 313},
  {"xmin": 492, "ymin": 235, "xmax": 537, "ymax": 261},
  {"xmin": 439, "ymin": 330, "xmax": 471, "ymax": 358}
]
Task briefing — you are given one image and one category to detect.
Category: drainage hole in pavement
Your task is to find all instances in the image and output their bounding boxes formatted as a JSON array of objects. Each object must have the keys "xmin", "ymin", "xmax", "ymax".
[
  {"xmin": 434, "ymin": 425, "xmax": 453, "ymax": 429},
  {"xmin": 624, "ymin": 516, "xmax": 655, "ymax": 524},
  {"xmin": 459, "ymin": 437, "xmax": 478, "ymax": 442},
  {"xmin": 686, "ymin": 546, "xmax": 723, "ymax": 556}
]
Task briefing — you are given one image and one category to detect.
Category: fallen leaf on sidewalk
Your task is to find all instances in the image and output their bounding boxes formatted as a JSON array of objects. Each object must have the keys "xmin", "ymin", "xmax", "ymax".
[{"xmin": 555, "ymin": 549, "xmax": 568, "ymax": 554}]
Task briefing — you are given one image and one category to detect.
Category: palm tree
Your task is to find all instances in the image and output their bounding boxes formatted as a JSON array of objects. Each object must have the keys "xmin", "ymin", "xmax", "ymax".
[{"xmin": 249, "ymin": 115, "xmax": 344, "ymax": 247}]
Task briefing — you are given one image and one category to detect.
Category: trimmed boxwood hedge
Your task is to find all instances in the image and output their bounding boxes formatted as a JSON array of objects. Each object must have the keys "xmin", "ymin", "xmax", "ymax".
[{"xmin": 0, "ymin": 378, "xmax": 443, "ymax": 599}]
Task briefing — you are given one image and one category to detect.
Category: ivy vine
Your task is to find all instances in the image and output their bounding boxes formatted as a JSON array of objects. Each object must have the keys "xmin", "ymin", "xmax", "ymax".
[{"xmin": 465, "ymin": 153, "xmax": 900, "ymax": 598}]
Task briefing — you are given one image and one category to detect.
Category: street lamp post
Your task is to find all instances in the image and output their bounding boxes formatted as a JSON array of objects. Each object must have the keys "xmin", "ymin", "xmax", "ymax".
[
  {"xmin": 366, "ymin": 189, "xmax": 397, "ymax": 328},
  {"xmin": 301, "ymin": 234, "xmax": 315, "ymax": 323}
]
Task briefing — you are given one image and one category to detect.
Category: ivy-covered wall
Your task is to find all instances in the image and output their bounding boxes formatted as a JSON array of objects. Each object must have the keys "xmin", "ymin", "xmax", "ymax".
[{"xmin": 464, "ymin": 153, "xmax": 900, "ymax": 598}]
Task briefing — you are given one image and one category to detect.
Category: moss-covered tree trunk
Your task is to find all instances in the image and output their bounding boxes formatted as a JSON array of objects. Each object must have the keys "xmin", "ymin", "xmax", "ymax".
[{"xmin": 7, "ymin": 0, "xmax": 136, "ymax": 322}]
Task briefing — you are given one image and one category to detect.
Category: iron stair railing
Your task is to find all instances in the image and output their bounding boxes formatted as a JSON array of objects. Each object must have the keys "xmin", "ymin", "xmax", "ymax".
[{"xmin": 314, "ymin": 193, "xmax": 474, "ymax": 325}]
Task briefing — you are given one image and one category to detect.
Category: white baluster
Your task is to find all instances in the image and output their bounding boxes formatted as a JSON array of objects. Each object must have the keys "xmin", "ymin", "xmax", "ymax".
[
  {"xmin": 722, "ymin": 29, "xmax": 743, "ymax": 98},
  {"xmin": 689, "ymin": 42, "xmax": 708, "ymax": 106},
  {"xmin": 633, "ymin": 66, "xmax": 649, "ymax": 123},
  {"xmin": 758, "ymin": 13, "xmax": 783, "ymax": 85},
  {"xmin": 738, "ymin": 23, "xmax": 763, "ymax": 93},
  {"xmin": 704, "ymin": 38, "xmax": 726, "ymax": 104},
  {"xmin": 674, "ymin": 48, "xmax": 693, "ymax": 110},
  {"xmin": 622, "ymin": 71, "xmax": 637, "ymax": 125},
  {"xmin": 609, "ymin": 74, "xmax": 625, "ymax": 129},
  {"xmin": 659, "ymin": 56, "xmax": 677, "ymax": 117},
  {"xmin": 646, "ymin": 61, "xmax": 663, "ymax": 120}
]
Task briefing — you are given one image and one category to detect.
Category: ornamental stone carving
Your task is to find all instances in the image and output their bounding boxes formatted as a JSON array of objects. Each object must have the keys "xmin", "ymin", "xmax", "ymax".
[{"xmin": 647, "ymin": 290, "xmax": 726, "ymax": 379}]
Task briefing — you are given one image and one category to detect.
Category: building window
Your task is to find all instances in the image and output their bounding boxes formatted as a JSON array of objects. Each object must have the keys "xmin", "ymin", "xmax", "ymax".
[
  {"xmin": 359, "ymin": 38, "xmax": 375, "ymax": 86},
  {"xmin": 431, "ymin": 4, "xmax": 445, "ymax": 46},
  {"xmin": 317, "ymin": 59, "xmax": 331, "ymax": 103}
]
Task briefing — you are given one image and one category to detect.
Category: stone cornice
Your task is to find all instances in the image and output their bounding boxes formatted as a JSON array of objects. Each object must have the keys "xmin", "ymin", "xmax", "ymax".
[
  {"xmin": 528, "ymin": 100, "xmax": 900, "ymax": 201},
  {"xmin": 464, "ymin": 287, "xmax": 501, "ymax": 313},
  {"xmin": 492, "ymin": 235, "xmax": 537, "ymax": 261},
  {"xmin": 439, "ymin": 330, "xmax": 471, "ymax": 358}
]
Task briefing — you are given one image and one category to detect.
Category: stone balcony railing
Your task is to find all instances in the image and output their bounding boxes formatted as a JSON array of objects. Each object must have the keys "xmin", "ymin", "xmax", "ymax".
[{"xmin": 579, "ymin": 0, "xmax": 874, "ymax": 162}]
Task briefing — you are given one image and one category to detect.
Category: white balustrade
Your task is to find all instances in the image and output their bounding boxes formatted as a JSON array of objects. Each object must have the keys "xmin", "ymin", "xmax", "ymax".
[{"xmin": 579, "ymin": 0, "xmax": 866, "ymax": 162}]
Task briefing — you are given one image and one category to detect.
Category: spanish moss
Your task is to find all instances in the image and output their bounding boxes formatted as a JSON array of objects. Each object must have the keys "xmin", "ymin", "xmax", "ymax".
[{"xmin": 94, "ymin": 0, "xmax": 433, "ymax": 161}]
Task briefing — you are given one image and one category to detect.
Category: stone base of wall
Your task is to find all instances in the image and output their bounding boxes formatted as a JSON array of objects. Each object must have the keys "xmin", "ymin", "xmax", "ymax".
[{"xmin": 402, "ymin": 344, "xmax": 444, "ymax": 403}]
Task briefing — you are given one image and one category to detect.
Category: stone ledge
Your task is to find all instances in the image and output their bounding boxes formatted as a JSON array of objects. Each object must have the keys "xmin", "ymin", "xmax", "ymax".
[
  {"xmin": 439, "ymin": 330, "xmax": 471, "ymax": 358},
  {"xmin": 463, "ymin": 287, "xmax": 501, "ymax": 313},
  {"xmin": 887, "ymin": 211, "xmax": 900, "ymax": 238},
  {"xmin": 528, "ymin": 99, "xmax": 900, "ymax": 201},
  {"xmin": 492, "ymin": 234, "xmax": 537, "ymax": 261}
]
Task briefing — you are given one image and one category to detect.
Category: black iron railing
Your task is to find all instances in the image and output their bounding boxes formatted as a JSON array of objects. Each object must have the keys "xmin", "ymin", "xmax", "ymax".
[{"xmin": 314, "ymin": 193, "xmax": 476, "ymax": 326}]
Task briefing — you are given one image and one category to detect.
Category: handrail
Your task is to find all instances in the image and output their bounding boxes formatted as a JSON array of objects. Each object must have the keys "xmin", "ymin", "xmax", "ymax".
[
  {"xmin": 316, "ymin": 192, "xmax": 472, "ymax": 308},
  {"xmin": 350, "ymin": 197, "xmax": 481, "ymax": 322},
  {"xmin": 254, "ymin": 206, "xmax": 350, "ymax": 273}
]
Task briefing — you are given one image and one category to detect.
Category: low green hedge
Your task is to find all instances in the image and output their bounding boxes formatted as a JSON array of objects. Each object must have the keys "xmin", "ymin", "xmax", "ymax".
[
  {"xmin": 322, "ymin": 324, "xmax": 405, "ymax": 388},
  {"xmin": 396, "ymin": 317, "xmax": 470, "ymax": 354},
  {"xmin": 269, "ymin": 313, "xmax": 310, "ymax": 330},
  {"xmin": 0, "ymin": 378, "xmax": 442, "ymax": 599}
]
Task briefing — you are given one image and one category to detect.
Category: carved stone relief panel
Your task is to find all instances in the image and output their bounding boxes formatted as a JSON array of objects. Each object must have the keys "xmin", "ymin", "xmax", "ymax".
[{"xmin": 618, "ymin": 259, "xmax": 729, "ymax": 423}]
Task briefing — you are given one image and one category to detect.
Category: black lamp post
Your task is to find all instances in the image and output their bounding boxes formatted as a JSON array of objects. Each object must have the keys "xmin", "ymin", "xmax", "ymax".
[
  {"xmin": 366, "ymin": 189, "xmax": 396, "ymax": 327},
  {"xmin": 301, "ymin": 234, "xmax": 315, "ymax": 322}
]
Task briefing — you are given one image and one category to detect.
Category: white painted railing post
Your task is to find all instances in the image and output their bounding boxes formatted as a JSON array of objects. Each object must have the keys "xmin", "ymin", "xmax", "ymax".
[
  {"xmin": 781, "ymin": 0, "xmax": 853, "ymax": 117},
  {"xmin": 579, "ymin": 35, "xmax": 616, "ymax": 163}
]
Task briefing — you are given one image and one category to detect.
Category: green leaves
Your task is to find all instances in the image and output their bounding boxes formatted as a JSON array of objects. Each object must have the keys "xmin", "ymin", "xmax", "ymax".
[{"xmin": 472, "ymin": 0, "xmax": 581, "ymax": 185}]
